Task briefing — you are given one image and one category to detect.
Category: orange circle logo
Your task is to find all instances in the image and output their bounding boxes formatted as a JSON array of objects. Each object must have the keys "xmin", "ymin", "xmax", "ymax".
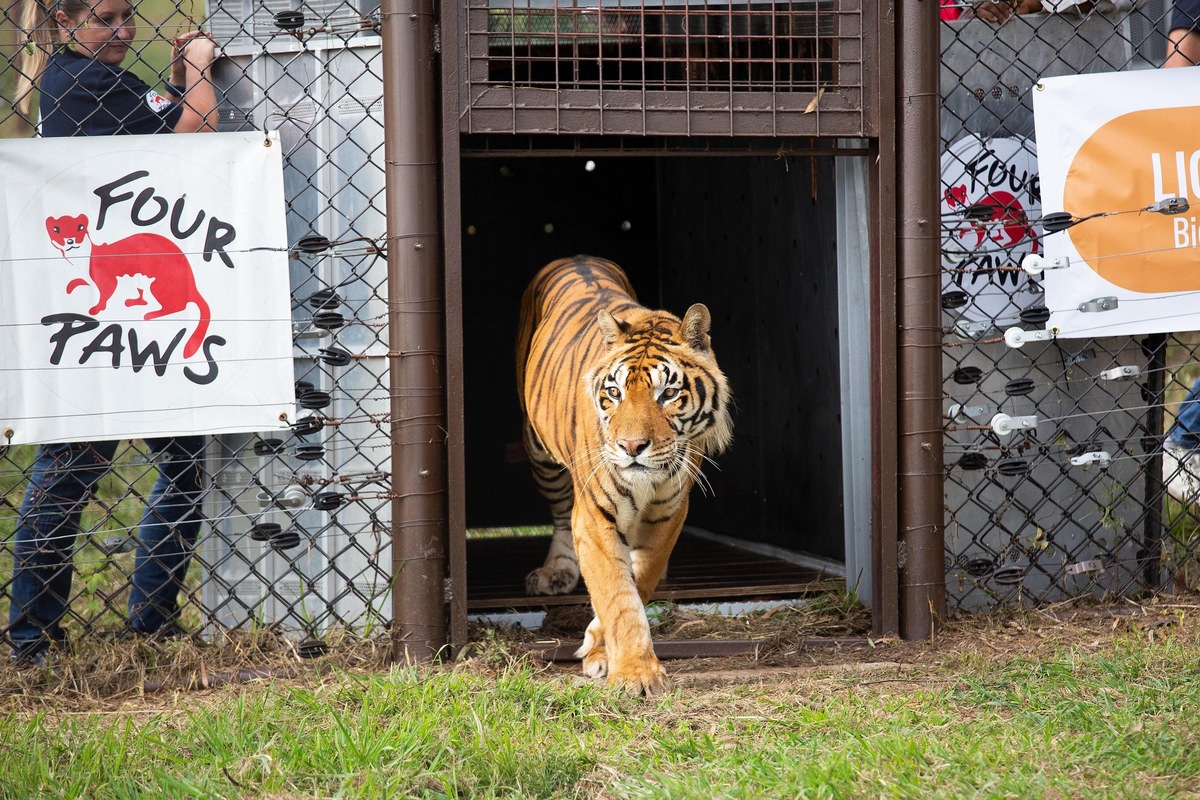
[{"xmin": 1064, "ymin": 107, "xmax": 1200, "ymax": 293}]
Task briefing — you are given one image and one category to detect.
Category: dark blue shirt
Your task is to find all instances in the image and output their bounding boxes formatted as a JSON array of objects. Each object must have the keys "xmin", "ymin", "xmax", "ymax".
[{"xmin": 39, "ymin": 48, "xmax": 182, "ymax": 137}]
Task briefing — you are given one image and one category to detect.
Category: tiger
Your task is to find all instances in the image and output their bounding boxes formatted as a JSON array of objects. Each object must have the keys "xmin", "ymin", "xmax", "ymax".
[{"xmin": 517, "ymin": 255, "xmax": 733, "ymax": 695}]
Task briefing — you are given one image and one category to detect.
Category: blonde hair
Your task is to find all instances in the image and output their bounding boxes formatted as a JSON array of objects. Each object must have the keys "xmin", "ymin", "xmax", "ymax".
[{"xmin": 14, "ymin": 0, "xmax": 87, "ymax": 117}]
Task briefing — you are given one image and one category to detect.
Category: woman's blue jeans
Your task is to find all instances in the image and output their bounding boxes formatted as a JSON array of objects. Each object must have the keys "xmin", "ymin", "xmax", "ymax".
[
  {"xmin": 1171, "ymin": 375, "xmax": 1200, "ymax": 449},
  {"xmin": 7, "ymin": 437, "xmax": 204, "ymax": 657}
]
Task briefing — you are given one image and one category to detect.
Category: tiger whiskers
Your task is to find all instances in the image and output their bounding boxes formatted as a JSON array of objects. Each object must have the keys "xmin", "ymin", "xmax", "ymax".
[
  {"xmin": 567, "ymin": 445, "xmax": 610, "ymax": 495},
  {"xmin": 679, "ymin": 442, "xmax": 716, "ymax": 497}
]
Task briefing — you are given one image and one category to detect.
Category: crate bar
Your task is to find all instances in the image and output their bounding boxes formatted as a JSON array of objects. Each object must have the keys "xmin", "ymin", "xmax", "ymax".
[{"xmin": 442, "ymin": 10, "xmax": 472, "ymax": 652}]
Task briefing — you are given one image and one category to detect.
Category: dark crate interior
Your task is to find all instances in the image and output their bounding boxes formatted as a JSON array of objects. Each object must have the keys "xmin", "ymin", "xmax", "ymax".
[{"xmin": 458, "ymin": 152, "xmax": 846, "ymax": 608}]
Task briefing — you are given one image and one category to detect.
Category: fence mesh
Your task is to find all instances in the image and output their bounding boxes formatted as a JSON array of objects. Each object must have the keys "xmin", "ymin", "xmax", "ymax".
[
  {"xmin": 939, "ymin": 1, "xmax": 1200, "ymax": 609},
  {"xmin": 0, "ymin": 0, "xmax": 392, "ymax": 656}
]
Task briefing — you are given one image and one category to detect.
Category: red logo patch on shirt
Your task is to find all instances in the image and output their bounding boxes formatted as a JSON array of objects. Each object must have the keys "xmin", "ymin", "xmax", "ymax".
[{"xmin": 144, "ymin": 89, "xmax": 172, "ymax": 114}]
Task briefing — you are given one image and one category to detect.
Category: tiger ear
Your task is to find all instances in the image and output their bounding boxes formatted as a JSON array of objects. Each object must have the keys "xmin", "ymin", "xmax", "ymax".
[
  {"xmin": 597, "ymin": 309, "xmax": 631, "ymax": 348},
  {"xmin": 679, "ymin": 304, "xmax": 712, "ymax": 352}
]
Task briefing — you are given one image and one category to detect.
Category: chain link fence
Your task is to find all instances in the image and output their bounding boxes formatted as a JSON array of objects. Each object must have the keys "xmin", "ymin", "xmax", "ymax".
[
  {"xmin": 0, "ymin": 0, "xmax": 393, "ymax": 654},
  {"xmin": 939, "ymin": 1, "xmax": 1200, "ymax": 609}
]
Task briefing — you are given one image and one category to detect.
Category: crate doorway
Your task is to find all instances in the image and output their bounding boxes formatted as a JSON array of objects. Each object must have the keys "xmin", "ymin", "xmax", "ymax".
[{"xmin": 453, "ymin": 150, "xmax": 860, "ymax": 614}]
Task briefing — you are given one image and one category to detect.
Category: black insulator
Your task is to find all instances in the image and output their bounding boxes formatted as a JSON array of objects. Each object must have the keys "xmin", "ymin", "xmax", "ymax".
[
  {"xmin": 319, "ymin": 347, "xmax": 352, "ymax": 367},
  {"xmin": 952, "ymin": 366, "xmax": 983, "ymax": 384},
  {"xmin": 295, "ymin": 443, "xmax": 325, "ymax": 461},
  {"xmin": 964, "ymin": 203, "xmax": 1000, "ymax": 222},
  {"xmin": 291, "ymin": 415, "xmax": 325, "ymax": 436},
  {"xmin": 993, "ymin": 566, "xmax": 1025, "ymax": 585},
  {"xmin": 313, "ymin": 491, "xmax": 344, "ymax": 511},
  {"xmin": 298, "ymin": 639, "xmax": 330, "ymax": 659},
  {"xmin": 965, "ymin": 557, "xmax": 995, "ymax": 577},
  {"xmin": 1005, "ymin": 377, "xmax": 1036, "ymax": 397},
  {"xmin": 299, "ymin": 390, "xmax": 332, "ymax": 410},
  {"xmin": 1019, "ymin": 306, "xmax": 1051, "ymax": 325},
  {"xmin": 270, "ymin": 529, "xmax": 302, "ymax": 551},
  {"xmin": 957, "ymin": 452, "xmax": 988, "ymax": 471},
  {"xmin": 308, "ymin": 289, "xmax": 342, "ymax": 309},
  {"xmin": 941, "ymin": 290, "xmax": 969, "ymax": 310},
  {"xmin": 274, "ymin": 9, "xmax": 305, "ymax": 29},
  {"xmin": 996, "ymin": 458, "xmax": 1030, "ymax": 476},
  {"xmin": 1041, "ymin": 212, "xmax": 1076, "ymax": 233},
  {"xmin": 295, "ymin": 380, "xmax": 315, "ymax": 396},
  {"xmin": 250, "ymin": 522, "xmax": 282, "ymax": 542},
  {"xmin": 313, "ymin": 311, "xmax": 346, "ymax": 330},
  {"xmin": 253, "ymin": 438, "xmax": 286, "ymax": 456}
]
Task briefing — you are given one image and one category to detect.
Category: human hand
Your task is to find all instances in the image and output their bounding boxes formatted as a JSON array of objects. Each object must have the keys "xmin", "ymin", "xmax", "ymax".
[
  {"xmin": 171, "ymin": 30, "xmax": 216, "ymax": 82},
  {"xmin": 966, "ymin": 0, "xmax": 1020, "ymax": 22}
]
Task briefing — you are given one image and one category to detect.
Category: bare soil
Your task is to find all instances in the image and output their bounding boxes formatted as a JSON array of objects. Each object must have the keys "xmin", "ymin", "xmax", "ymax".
[{"xmin": 3, "ymin": 592, "xmax": 1196, "ymax": 716}]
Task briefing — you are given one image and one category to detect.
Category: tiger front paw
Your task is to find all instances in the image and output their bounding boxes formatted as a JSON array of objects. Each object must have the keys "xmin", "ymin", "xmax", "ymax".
[
  {"xmin": 525, "ymin": 566, "xmax": 580, "ymax": 596},
  {"xmin": 580, "ymin": 644, "xmax": 608, "ymax": 680},
  {"xmin": 609, "ymin": 656, "xmax": 670, "ymax": 697}
]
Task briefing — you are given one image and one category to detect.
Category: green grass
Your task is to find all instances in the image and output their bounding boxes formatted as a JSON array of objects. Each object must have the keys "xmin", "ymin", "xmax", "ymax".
[{"xmin": 4, "ymin": 622, "xmax": 1200, "ymax": 799}]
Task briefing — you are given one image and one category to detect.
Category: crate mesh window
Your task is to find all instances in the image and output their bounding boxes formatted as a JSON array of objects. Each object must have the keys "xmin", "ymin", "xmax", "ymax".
[{"xmin": 454, "ymin": 0, "xmax": 870, "ymax": 136}]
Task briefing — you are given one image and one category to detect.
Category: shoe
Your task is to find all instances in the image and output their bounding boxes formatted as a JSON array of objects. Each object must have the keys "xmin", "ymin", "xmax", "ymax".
[
  {"xmin": 112, "ymin": 621, "xmax": 189, "ymax": 643},
  {"xmin": 10, "ymin": 648, "xmax": 48, "ymax": 669},
  {"xmin": 1165, "ymin": 432, "xmax": 1200, "ymax": 455},
  {"xmin": 1164, "ymin": 447, "xmax": 1200, "ymax": 507}
]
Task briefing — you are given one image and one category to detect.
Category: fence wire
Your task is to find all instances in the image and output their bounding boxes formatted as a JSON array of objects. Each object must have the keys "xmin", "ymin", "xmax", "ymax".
[
  {"xmin": 0, "ymin": 0, "xmax": 391, "ymax": 654},
  {"xmin": 940, "ymin": 1, "xmax": 1200, "ymax": 609}
]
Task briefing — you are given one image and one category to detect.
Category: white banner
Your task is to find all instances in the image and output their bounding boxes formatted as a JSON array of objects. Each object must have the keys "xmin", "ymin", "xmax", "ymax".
[
  {"xmin": 1034, "ymin": 66, "xmax": 1200, "ymax": 338},
  {"xmin": 0, "ymin": 131, "xmax": 295, "ymax": 444}
]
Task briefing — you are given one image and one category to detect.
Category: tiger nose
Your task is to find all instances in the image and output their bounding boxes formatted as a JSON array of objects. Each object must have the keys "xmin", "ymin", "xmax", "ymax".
[{"xmin": 618, "ymin": 438, "xmax": 650, "ymax": 457}]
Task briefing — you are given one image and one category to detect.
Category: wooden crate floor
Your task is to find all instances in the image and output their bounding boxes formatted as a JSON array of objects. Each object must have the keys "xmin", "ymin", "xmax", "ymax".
[{"xmin": 466, "ymin": 531, "xmax": 840, "ymax": 612}]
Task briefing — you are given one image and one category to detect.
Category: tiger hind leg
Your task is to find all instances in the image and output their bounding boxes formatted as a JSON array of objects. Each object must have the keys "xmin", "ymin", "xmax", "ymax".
[{"xmin": 523, "ymin": 422, "xmax": 579, "ymax": 596}]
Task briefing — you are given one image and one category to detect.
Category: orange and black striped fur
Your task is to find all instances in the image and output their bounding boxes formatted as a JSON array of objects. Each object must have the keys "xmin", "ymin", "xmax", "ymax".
[{"xmin": 517, "ymin": 256, "xmax": 733, "ymax": 695}]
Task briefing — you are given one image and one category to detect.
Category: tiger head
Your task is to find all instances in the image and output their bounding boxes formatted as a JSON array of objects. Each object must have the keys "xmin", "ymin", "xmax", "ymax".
[{"xmin": 588, "ymin": 304, "xmax": 733, "ymax": 483}]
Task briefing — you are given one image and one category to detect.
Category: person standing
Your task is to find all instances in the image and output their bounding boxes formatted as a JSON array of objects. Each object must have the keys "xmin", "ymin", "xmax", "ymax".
[
  {"xmin": 1164, "ymin": 4, "xmax": 1200, "ymax": 451},
  {"xmin": 7, "ymin": 0, "xmax": 218, "ymax": 664}
]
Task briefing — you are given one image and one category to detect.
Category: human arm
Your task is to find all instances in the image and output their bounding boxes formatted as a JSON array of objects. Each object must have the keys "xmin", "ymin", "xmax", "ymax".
[
  {"xmin": 1166, "ymin": 28, "xmax": 1200, "ymax": 67},
  {"xmin": 966, "ymin": 0, "xmax": 1044, "ymax": 23},
  {"xmin": 168, "ymin": 31, "xmax": 217, "ymax": 133}
]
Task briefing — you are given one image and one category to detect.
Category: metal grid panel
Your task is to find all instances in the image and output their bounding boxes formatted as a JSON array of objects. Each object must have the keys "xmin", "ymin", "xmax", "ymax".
[
  {"xmin": 939, "ymin": 4, "xmax": 1200, "ymax": 610},
  {"xmin": 0, "ymin": 1, "xmax": 393, "ymax": 651},
  {"xmin": 454, "ymin": 0, "xmax": 871, "ymax": 136}
]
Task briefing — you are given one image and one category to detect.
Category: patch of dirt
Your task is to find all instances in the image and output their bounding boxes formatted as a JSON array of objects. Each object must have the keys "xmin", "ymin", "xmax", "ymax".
[
  {"xmin": 521, "ymin": 592, "xmax": 1200, "ymax": 687},
  {"xmin": 4, "ymin": 592, "xmax": 1199, "ymax": 715}
]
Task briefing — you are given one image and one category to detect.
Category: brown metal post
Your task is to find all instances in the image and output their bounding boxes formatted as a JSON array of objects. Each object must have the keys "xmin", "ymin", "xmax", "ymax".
[
  {"xmin": 381, "ymin": 0, "xmax": 448, "ymax": 662},
  {"xmin": 895, "ymin": 0, "xmax": 947, "ymax": 639}
]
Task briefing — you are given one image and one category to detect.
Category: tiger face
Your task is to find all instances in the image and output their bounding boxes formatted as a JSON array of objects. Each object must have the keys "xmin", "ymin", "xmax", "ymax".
[{"xmin": 590, "ymin": 305, "xmax": 732, "ymax": 483}]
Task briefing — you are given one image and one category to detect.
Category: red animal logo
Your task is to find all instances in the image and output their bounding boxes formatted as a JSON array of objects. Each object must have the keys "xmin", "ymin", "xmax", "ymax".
[
  {"xmin": 944, "ymin": 185, "xmax": 1037, "ymax": 252},
  {"xmin": 46, "ymin": 214, "xmax": 211, "ymax": 358}
]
